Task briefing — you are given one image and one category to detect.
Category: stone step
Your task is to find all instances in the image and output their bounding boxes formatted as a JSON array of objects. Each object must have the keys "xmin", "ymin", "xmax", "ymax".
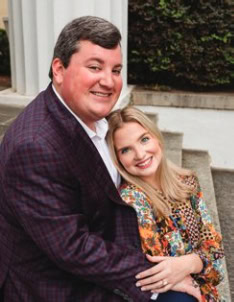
[
  {"xmin": 182, "ymin": 149, "xmax": 219, "ymax": 226},
  {"xmin": 162, "ymin": 131, "xmax": 183, "ymax": 167},
  {"xmin": 212, "ymin": 168, "xmax": 234, "ymax": 302},
  {"xmin": 0, "ymin": 116, "xmax": 16, "ymax": 136},
  {"xmin": 0, "ymin": 104, "xmax": 23, "ymax": 136},
  {"xmin": 182, "ymin": 149, "xmax": 231, "ymax": 302},
  {"xmin": 0, "ymin": 104, "xmax": 23, "ymax": 117},
  {"xmin": 145, "ymin": 111, "xmax": 183, "ymax": 167},
  {"xmin": 144, "ymin": 112, "xmax": 158, "ymax": 124},
  {"xmin": 132, "ymin": 88, "xmax": 234, "ymax": 110}
]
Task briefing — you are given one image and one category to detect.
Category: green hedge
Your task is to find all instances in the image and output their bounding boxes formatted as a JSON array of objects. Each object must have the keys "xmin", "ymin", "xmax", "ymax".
[
  {"xmin": 128, "ymin": 0, "xmax": 234, "ymax": 90},
  {"xmin": 0, "ymin": 28, "xmax": 11, "ymax": 76}
]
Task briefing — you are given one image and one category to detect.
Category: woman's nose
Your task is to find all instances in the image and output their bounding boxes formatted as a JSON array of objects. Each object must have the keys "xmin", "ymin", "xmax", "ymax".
[{"xmin": 134, "ymin": 147, "xmax": 145, "ymax": 160}]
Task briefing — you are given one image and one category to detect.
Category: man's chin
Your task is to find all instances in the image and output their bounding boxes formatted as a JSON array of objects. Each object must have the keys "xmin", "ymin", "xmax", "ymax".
[{"xmin": 96, "ymin": 106, "xmax": 116, "ymax": 119}]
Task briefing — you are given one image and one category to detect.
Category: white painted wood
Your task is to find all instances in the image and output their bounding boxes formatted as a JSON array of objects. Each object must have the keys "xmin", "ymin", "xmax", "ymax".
[
  {"xmin": 36, "ymin": 0, "xmax": 54, "ymax": 92},
  {"xmin": 72, "ymin": 0, "xmax": 95, "ymax": 17},
  {"xmin": 7, "ymin": 0, "xmax": 16, "ymax": 91},
  {"xmin": 95, "ymin": 0, "xmax": 111, "ymax": 20},
  {"xmin": 22, "ymin": 0, "xmax": 38, "ymax": 95},
  {"xmin": 11, "ymin": 0, "xmax": 25, "ymax": 94}
]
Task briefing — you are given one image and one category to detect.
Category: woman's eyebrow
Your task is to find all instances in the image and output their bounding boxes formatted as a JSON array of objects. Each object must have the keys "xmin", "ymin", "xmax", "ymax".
[{"xmin": 116, "ymin": 131, "xmax": 149, "ymax": 152}]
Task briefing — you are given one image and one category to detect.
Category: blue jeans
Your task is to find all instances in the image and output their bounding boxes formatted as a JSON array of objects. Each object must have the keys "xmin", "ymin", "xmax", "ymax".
[{"xmin": 157, "ymin": 290, "xmax": 197, "ymax": 302}]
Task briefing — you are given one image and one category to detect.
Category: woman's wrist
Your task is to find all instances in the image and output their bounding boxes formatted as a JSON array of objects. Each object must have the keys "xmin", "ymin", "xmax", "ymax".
[{"xmin": 184, "ymin": 253, "xmax": 203, "ymax": 274}]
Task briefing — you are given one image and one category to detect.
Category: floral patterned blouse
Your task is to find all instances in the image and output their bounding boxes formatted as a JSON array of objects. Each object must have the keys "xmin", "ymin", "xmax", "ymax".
[{"xmin": 120, "ymin": 175, "xmax": 224, "ymax": 302}]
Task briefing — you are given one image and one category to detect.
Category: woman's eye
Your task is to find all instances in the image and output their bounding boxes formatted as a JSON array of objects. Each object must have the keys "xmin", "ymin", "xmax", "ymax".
[
  {"xmin": 141, "ymin": 136, "xmax": 150, "ymax": 143},
  {"xmin": 121, "ymin": 147, "xmax": 129, "ymax": 154}
]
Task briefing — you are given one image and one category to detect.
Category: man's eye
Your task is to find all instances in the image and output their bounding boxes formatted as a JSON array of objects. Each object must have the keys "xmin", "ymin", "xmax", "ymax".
[
  {"xmin": 89, "ymin": 66, "xmax": 101, "ymax": 71},
  {"xmin": 113, "ymin": 69, "xmax": 121, "ymax": 75},
  {"xmin": 141, "ymin": 136, "xmax": 149, "ymax": 143}
]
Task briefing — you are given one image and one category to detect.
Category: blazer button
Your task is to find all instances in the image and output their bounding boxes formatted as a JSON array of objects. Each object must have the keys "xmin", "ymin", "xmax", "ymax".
[
  {"xmin": 123, "ymin": 294, "xmax": 133, "ymax": 301},
  {"xmin": 113, "ymin": 288, "xmax": 122, "ymax": 295}
]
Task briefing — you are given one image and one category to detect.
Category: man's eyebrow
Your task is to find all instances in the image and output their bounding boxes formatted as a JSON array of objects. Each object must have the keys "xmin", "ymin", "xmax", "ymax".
[{"xmin": 86, "ymin": 57, "xmax": 123, "ymax": 68}]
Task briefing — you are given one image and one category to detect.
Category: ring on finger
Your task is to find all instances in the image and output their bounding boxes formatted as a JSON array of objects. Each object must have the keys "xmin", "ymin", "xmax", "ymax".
[{"xmin": 162, "ymin": 279, "xmax": 168, "ymax": 287}]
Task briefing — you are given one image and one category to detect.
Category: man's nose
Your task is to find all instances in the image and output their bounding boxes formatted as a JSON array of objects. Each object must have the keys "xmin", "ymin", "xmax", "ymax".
[{"xmin": 99, "ymin": 71, "xmax": 114, "ymax": 88}]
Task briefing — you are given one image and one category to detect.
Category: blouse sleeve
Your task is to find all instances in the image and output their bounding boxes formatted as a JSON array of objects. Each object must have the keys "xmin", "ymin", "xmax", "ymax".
[{"xmin": 191, "ymin": 177, "xmax": 224, "ymax": 286}]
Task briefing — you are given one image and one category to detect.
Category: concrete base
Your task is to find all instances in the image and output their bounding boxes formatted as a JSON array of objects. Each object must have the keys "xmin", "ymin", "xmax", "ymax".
[
  {"xmin": 0, "ymin": 88, "xmax": 35, "ymax": 108},
  {"xmin": 133, "ymin": 88, "xmax": 234, "ymax": 110}
]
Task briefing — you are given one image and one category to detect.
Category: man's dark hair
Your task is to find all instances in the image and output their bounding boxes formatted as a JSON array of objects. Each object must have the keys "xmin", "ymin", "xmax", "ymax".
[{"xmin": 49, "ymin": 15, "xmax": 122, "ymax": 79}]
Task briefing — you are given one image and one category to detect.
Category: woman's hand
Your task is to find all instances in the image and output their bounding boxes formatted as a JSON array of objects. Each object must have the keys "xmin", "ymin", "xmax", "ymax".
[
  {"xmin": 151, "ymin": 276, "xmax": 202, "ymax": 301},
  {"xmin": 170, "ymin": 276, "xmax": 202, "ymax": 302},
  {"xmin": 135, "ymin": 254, "xmax": 203, "ymax": 292}
]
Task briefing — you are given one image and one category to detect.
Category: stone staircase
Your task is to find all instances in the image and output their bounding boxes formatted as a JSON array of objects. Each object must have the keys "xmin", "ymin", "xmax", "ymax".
[
  {"xmin": 212, "ymin": 168, "xmax": 234, "ymax": 301},
  {"xmin": 0, "ymin": 104, "xmax": 233, "ymax": 301},
  {"xmin": 144, "ymin": 112, "xmax": 233, "ymax": 302},
  {"xmin": 143, "ymin": 108, "xmax": 232, "ymax": 301}
]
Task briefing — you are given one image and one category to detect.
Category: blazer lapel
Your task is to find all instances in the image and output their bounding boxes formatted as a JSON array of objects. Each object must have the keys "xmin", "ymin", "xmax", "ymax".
[
  {"xmin": 45, "ymin": 84, "xmax": 126, "ymax": 206},
  {"xmin": 73, "ymin": 126, "xmax": 126, "ymax": 206}
]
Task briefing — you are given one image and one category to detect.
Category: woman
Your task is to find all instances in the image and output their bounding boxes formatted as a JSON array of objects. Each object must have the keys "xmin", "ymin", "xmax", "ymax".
[{"xmin": 107, "ymin": 106, "xmax": 224, "ymax": 302}]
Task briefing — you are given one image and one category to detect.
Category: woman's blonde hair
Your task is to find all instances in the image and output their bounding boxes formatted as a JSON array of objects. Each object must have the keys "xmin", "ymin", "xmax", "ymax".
[{"xmin": 107, "ymin": 106, "xmax": 195, "ymax": 217}]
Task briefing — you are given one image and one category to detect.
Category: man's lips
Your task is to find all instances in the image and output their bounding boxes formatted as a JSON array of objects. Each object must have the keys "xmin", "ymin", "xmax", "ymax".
[
  {"xmin": 91, "ymin": 91, "xmax": 112, "ymax": 97},
  {"xmin": 136, "ymin": 157, "xmax": 152, "ymax": 169}
]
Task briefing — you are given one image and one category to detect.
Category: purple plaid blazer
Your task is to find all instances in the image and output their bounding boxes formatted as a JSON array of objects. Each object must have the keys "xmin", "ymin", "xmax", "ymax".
[{"xmin": 0, "ymin": 84, "xmax": 152, "ymax": 301}]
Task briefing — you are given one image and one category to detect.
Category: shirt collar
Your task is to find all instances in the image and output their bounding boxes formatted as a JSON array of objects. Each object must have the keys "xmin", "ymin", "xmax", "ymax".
[{"xmin": 52, "ymin": 84, "xmax": 108, "ymax": 139}]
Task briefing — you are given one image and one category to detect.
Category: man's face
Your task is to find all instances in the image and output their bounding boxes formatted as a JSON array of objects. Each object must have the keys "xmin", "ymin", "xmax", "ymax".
[{"xmin": 52, "ymin": 40, "xmax": 123, "ymax": 130}]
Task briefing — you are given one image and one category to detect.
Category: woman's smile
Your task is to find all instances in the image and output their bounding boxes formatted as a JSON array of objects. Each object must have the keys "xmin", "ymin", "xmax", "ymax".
[
  {"xmin": 136, "ymin": 157, "xmax": 153, "ymax": 169},
  {"xmin": 114, "ymin": 122, "xmax": 162, "ymax": 186}
]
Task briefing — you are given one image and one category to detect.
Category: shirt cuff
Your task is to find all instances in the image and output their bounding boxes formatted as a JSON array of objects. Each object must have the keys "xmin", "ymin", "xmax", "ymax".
[{"xmin": 151, "ymin": 293, "xmax": 159, "ymax": 300}]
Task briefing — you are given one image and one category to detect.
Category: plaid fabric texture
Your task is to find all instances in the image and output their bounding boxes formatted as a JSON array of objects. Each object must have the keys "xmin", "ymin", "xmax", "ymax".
[{"xmin": 0, "ymin": 84, "xmax": 152, "ymax": 302}]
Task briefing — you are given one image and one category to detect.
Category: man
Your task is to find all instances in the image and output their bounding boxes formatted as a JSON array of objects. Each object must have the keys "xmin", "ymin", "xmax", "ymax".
[{"xmin": 0, "ymin": 16, "xmax": 153, "ymax": 301}]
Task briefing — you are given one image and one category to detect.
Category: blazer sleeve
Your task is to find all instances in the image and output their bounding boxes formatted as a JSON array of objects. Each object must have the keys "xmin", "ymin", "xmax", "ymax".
[
  {"xmin": 3, "ymin": 140, "xmax": 152, "ymax": 301},
  {"xmin": 190, "ymin": 177, "xmax": 224, "ymax": 286}
]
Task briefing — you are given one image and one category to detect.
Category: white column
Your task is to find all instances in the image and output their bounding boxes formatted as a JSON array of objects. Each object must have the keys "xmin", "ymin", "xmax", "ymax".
[
  {"xmin": 35, "ymin": 0, "xmax": 54, "ymax": 92},
  {"xmin": 4, "ymin": 0, "xmax": 128, "ymax": 104},
  {"xmin": 21, "ymin": 0, "xmax": 38, "ymax": 95},
  {"xmin": 10, "ymin": 0, "xmax": 25, "ymax": 94}
]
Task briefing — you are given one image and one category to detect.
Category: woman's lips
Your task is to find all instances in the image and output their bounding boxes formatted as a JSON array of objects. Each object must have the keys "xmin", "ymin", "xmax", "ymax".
[{"xmin": 136, "ymin": 157, "xmax": 152, "ymax": 169}]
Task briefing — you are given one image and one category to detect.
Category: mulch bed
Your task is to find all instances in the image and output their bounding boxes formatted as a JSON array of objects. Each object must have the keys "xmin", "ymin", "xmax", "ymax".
[{"xmin": 0, "ymin": 75, "xmax": 11, "ymax": 88}]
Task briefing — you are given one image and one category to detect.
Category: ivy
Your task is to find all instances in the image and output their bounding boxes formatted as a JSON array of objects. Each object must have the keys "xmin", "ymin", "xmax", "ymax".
[
  {"xmin": 0, "ymin": 29, "xmax": 11, "ymax": 76},
  {"xmin": 128, "ymin": 0, "xmax": 234, "ymax": 89}
]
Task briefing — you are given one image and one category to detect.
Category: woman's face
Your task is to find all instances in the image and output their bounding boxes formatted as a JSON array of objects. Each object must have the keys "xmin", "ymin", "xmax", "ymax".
[{"xmin": 114, "ymin": 122, "xmax": 162, "ymax": 186}]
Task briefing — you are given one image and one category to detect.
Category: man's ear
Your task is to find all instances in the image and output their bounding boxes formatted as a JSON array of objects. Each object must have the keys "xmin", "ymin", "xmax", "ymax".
[{"xmin": 52, "ymin": 58, "xmax": 65, "ymax": 85}]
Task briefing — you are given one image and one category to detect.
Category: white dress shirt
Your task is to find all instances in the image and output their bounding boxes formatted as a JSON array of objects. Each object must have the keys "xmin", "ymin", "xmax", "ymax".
[{"xmin": 52, "ymin": 85, "xmax": 121, "ymax": 187}]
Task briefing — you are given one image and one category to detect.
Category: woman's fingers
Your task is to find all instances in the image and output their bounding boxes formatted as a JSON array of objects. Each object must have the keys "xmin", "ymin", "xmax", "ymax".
[
  {"xmin": 146, "ymin": 254, "xmax": 167, "ymax": 262},
  {"xmin": 151, "ymin": 283, "xmax": 172, "ymax": 293},
  {"xmin": 137, "ymin": 278, "xmax": 172, "ymax": 292},
  {"xmin": 136, "ymin": 263, "xmax": 161, "ymax": 280}
]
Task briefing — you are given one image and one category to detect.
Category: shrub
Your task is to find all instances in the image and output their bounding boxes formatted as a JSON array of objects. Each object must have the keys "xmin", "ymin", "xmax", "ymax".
[
  {"xmin": 0, "ymin": 28, "xmax": 11, "ymax": 76},
  {"xmin": 128, "ymin": 0, "xmax": 234, "ymax": 90}
]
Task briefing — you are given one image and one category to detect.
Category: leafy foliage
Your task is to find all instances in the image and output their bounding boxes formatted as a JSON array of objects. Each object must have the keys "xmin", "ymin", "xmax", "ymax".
[
  {"xmin": 0, "ymin": 29, "xmax": 11, "ymax": 76},
  {"xmin": 128, "ymin": 0, "xmax": 234, "ymax": 90}
]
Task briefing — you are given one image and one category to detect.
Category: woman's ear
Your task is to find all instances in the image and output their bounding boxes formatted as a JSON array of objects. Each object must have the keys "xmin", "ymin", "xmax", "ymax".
[{"xmin": 51, "ymin": 58, "xmax": 65, "ymax": 85}]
